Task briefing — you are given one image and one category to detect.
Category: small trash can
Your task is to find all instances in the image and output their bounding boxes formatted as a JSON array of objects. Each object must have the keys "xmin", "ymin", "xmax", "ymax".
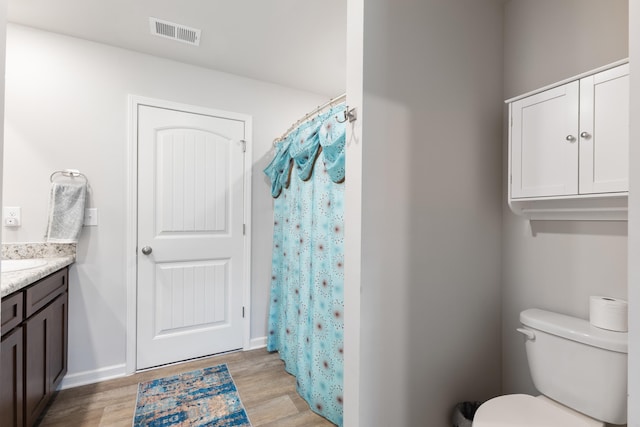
[{"xmin": 452, "ymin": 401, "xmax": 482, "ymax": 427}]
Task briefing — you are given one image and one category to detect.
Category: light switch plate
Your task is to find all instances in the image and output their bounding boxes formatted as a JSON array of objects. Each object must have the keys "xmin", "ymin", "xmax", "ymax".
[{"xmin": 84, "ymin": 208, "xmax": 98, "ymax": 226}]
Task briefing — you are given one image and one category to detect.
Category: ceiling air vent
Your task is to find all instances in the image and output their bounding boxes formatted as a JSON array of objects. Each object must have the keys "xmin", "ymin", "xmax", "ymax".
[{"xmin": 149, "ymin": 17, "xmax": 201, "ymax": 46}]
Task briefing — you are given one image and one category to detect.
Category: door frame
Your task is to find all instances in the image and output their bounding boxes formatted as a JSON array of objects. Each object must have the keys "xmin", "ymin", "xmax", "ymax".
[{"xmin": 125, "ymin": 95, "xmax": 253, "ymax": 374}]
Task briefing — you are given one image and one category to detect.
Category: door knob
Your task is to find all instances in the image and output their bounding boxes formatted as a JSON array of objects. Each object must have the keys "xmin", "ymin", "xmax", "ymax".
[
  {"xmin": 565, "ymin": 135, "xmax": 576, "ymax": 142},
  {"xmin": 141, "ymin": 246, "xmax": 153, "ymax": 255},
  {"xmin": 580, "ymin": 131, "xmax": 591, "ymax": 139}
]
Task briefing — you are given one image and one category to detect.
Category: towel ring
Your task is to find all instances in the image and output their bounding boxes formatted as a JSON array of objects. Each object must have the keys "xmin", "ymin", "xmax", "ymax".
[{"xmin": 50, "ymin": 169, "xmax": 88, "ymax": 183}]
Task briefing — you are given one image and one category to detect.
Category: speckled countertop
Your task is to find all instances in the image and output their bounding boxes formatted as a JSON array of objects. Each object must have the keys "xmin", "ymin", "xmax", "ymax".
[{"xmin": 1, "ymin": 243, "xmax": 76, "ymax": 298}]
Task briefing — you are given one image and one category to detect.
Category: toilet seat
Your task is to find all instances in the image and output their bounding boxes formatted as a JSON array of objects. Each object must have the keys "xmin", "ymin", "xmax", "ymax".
[{"xmin": 472, "ymin": 394, "xmax": 604, "ymax": 427}]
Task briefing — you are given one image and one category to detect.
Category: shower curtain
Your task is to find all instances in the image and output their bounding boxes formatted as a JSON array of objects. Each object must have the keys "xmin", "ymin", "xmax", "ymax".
[{"xmin": 264, "ymin": 104, "xmax": 346, "ymax": 426}]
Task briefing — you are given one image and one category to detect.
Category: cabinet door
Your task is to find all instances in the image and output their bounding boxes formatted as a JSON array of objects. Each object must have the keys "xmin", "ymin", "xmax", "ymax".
[
  {"xmin": 24, "ymin": 292, "xmax": 68, "ymax": 427},
  {"xmin": 24, "ymin": 305, "xmax": 49, "ymax": 427},
  {"xmin": 579, "ymin": 64, "xmax": 629, "ymax": 194},
  {"xmin": 1, "ymin": 326, "xmax": 24, "ymax": 427},
  {"xmin": 48, "ymin": 292, "xmax": 68, "ymax": 390},
  {"xmin": 510, "ymin": 81, "xmax": 579, "ymax": 198}
]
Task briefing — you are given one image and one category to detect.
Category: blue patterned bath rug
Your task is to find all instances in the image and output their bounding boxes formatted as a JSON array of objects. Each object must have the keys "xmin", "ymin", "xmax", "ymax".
[{"xmin": 133, "ymin": 364, "xmax": 251, "ymax": 426}]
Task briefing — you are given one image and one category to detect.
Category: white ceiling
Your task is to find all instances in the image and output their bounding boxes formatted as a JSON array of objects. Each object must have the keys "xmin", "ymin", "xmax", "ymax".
[{"xmin": 7, "ymin": 0, "xmax": 347, "ymax": 96}]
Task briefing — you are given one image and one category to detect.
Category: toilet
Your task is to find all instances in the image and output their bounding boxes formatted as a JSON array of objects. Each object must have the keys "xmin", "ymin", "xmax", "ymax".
[{"xmin": 473, "ymin": 308, "xmax": 628, "ymax": 426}]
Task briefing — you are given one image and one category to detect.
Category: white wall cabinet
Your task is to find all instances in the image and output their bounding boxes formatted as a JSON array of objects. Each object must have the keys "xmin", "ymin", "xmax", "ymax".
[{"xmin": 508, "ymin": 61, "xmax": 629, "ymax": 220}]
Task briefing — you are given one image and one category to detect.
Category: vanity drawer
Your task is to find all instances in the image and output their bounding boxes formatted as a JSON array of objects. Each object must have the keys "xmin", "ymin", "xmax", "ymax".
[
  {"xmin": 25, "ymin": 268, "xmax": 68, "ymax": 317},
  {"xmin": 1, "ymin": 291, "xmax": 24, "ymax": 334}
]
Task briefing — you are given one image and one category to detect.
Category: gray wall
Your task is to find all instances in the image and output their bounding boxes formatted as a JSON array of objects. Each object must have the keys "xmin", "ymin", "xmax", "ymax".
[
  {"xmin": 504, "ymin": 0, "xmax": 629, "ymax": 100},
  {"xmin": 356, "ymin": 1, "xmax": 504, "ymax": 425},
  {"xmin": 0, "ymin": 0, "xmax": 5, "ymax": 259},
  {"xmin": 502, "ymin": 0, "xmax": 629, "ymax": 395},
  {"xmin": 627, "ymin": 2, "xmax": 639, "ymax": 425}
]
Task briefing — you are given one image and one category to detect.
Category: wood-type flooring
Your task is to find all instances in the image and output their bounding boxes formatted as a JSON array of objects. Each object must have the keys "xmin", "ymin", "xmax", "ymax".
[{"xmin": 37, "ymin": 348, "xmax": 335, "ymax": 427}]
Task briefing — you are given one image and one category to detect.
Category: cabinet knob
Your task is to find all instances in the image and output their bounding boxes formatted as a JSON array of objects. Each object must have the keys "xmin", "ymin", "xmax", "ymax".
[
  {"xmin": 580, "ymin": 131, "xmax": 591, "ymax": 139},
  {"xmin": 141, "ymin": 246, "xmax": 153, "ymax": 255},
  {"xmin": 565, "ymin": 135, "xmax": 576, "ymax": 142}
]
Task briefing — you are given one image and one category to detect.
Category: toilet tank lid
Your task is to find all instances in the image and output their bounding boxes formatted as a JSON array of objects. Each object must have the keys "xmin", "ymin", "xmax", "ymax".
[{"xmin": 520, "ymin": 309, "xmax": 628, "ymax": 354}]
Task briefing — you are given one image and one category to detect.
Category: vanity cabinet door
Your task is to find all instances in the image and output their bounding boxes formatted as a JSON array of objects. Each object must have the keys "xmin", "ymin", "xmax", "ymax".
[
  {"xmin": 1, "ymin": 325, "xmax": 24, "ymax": 427},
  {"xmin": 510, "ymin": 81, "xmax": 580, "ymax": 198},
  {"xmin": 24, "ymin": 292, "xmax": 68, "ymax": 427},
  {"xmin": 24, "ymin": 304, "xmax": 48, "ymax": 427},
  {"xmin": 48, "ymin": 292, "xmax": 68, "ymax": 390}
]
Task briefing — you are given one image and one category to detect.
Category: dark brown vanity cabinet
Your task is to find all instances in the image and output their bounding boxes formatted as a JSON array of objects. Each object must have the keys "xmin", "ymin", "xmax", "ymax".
[
  {"xmin": 1, "ymin": 325, "xmax": 23, "ymax": 427},
  {"xmin": 1, "ymin": 267, "xmax": 69, "ymax": 427}
]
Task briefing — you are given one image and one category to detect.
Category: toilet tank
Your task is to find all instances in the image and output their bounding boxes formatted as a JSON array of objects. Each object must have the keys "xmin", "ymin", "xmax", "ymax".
[{"xmin": 520, "ymin": 309, "xmax": 628, "ymax": 425}]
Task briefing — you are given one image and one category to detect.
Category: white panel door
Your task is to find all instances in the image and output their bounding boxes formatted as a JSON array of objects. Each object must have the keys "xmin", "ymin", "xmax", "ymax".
[
  {"xmin": 511, "ymin": 81, "xmax": 579, "ymax": 198},
  {"xmin": 579, "ymin": 64, "xmax": 629, "ymax": 194},
  {"xmin": 137, "ymin": 105, "xmax": 246, "ymax": 369}
]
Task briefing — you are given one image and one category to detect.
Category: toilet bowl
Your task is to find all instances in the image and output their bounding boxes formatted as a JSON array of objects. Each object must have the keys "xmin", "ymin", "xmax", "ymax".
[
  {"xmin": 472, "ymin": 309, "xmax": 628, "ymax": 426},
  {"xmin": 473, "ymin": 394, "xmax": 603, "ymax": 427}
]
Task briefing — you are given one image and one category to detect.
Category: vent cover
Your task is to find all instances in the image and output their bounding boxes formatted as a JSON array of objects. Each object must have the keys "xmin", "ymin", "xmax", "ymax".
[{"xmin": 149, "ymin": 17, "xmax": 201, "ymax": 46}]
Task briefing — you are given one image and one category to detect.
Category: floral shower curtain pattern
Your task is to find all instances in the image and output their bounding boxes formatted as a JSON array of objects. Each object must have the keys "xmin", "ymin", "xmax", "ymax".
[{"xmin": 264, "ymin": 104, "xmax": 346, "ymax": 426}]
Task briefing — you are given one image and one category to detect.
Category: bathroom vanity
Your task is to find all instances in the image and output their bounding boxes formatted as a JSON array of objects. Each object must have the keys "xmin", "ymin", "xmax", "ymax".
[{"xmin": 1, "ymin": 251, "xmax": 74, "ymax": 427}]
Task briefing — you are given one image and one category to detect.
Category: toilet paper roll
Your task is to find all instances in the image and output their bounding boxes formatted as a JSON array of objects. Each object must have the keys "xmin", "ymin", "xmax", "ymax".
[{"xmin": 590, "ymin": 296, "xmax": 628, "ymax": 332}]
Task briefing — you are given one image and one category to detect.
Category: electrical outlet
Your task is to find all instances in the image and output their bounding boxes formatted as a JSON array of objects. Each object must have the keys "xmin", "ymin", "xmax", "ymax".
[
  {"xmin": 84, "ymin": 208, "xmax": 98, "ymax": 226},
  {"xmin": 3, "ymin": 207, "xmax": 21, "ymax": 227}
]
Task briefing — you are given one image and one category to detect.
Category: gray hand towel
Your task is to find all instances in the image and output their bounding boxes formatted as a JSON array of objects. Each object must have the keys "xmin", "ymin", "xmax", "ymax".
[{"xmin": 45, "ymin": 182, "xmax": 87, "ymax": 243}]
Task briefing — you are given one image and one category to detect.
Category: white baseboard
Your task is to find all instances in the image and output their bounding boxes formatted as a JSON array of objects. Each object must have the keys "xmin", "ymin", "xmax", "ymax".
[
  {"xmin": 59, "ymin": 363, "xmax": 128, "ymax": 390},
  {"xmin": 249, "ymin": 336, "xmax": 267, "ymax": 350},
  {"xmin": 59, "ymin": 341, "xmax": 267, "ymax": 390}
]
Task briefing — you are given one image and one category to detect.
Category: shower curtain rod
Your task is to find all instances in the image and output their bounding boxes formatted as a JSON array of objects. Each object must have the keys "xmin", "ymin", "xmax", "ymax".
[{"xmin": 274, "ymin": 93, "xmax": 346, "ymax": 145}]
